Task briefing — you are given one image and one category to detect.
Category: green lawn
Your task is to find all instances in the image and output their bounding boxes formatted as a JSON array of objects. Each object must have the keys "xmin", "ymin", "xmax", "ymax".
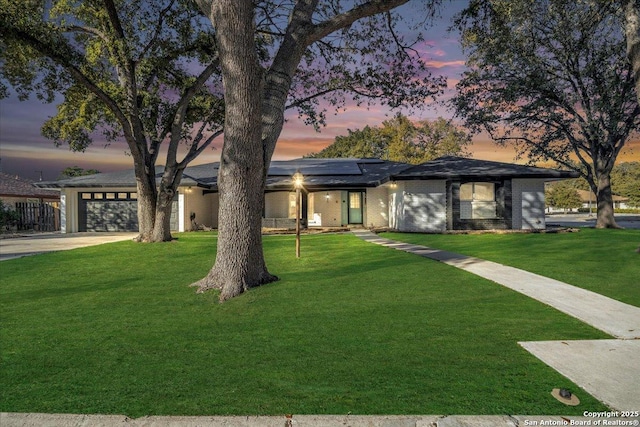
[
  {"xmin": 0, "ymin": 233, "xmax": 610, "ymax": 417},
  {"xmin": 381, "ymin": 229, "xmax": 640, "ymax": 307}
]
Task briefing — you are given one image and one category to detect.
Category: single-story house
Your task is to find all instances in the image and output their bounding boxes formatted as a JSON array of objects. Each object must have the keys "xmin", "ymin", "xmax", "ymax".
[
  {"xmin": 1, "ymin": 172, "xmax": 61, "ymax": 231},
  {"xmin": 0, "ymin": 172, "xmax": 60, "ymax": 206},
  {"xmin": 35, "ymin": 156, "xmax": 578, "ymax": 233},
  {"xmin": 576, "ymin": 189, "xmax": 630, "ymax": 211}
]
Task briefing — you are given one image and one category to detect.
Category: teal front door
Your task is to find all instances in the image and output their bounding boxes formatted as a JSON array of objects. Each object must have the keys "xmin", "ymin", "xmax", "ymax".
[{"xmin": 348, "ymin": 191, "xmax": 363, "ymax": 224}]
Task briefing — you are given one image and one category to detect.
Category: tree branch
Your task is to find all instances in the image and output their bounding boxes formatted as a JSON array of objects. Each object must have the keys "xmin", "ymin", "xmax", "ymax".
[
  {"xmin": 139, "ymin": 0, "xmax": 177, "ymax": 60},
  {"xmin": 305, "ymin": 0, "xmax": 410, "ymax": 45}
]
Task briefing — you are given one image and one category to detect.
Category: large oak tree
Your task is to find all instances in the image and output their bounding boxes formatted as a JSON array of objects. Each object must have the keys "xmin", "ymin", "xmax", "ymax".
[
  {"xmin": 191, "ymin": 0, "xmax": 445, "ymax": 301},
  {"xmin": 453, "ymin": 0, "xmax": 640, "ymax": 228},
  {"xmin": 0, "ymin": 0, "xmax": 224, "ymax": 242}
]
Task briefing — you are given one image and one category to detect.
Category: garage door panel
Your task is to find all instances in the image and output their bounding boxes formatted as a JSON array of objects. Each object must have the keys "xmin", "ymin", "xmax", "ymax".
[
  {"xmin": 84, "ymin": 200, "xmax": 138, "ymax": 232},
  {"xmin": 78, "ymin": 192, "xmax": 178, "ymax": 232}
]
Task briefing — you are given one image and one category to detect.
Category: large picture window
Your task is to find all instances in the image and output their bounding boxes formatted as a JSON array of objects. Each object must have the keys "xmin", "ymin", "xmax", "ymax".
[{"xmin": 460, "ymin": 182, "xmax": 497, "ymax": 219}]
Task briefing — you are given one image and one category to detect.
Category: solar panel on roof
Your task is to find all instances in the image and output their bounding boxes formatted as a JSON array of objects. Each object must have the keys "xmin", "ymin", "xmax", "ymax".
[{"xmin": 268, "ymin": 159, "xmax": 363, "ymax": 176}]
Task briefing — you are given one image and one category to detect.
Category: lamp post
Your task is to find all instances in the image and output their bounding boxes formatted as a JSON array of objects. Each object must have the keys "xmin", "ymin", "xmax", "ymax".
[{"xmin": 293, "ymin": 170, "xmax": 304, "ymax": 258}]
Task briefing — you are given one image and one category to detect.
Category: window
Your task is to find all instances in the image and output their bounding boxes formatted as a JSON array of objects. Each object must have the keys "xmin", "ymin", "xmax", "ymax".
[
  {"xmin": 460, "ymin": 183, "xmax": 494, "ymax": 201},
  {"xmin": 307, "ymin": 193, "xmax": 315, "ymax": 221},
  {"xmin": 349, "ymin": 192, "xmax": 361, "ymax": 209},
  {"xmin": 288, "ymin": 192, "xmax": 297, "ymax": 219},
  {"xmin": 460, "ymin": 182, "xmax": 497, "ymax": 219}
]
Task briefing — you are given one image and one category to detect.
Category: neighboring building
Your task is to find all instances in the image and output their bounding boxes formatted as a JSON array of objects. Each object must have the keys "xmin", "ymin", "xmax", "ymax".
[
  {"xmin": 576, "ymin": 189, "xmax": 630, "ymax": 211},
  {"xmin": 0, "ymin": 172, "xmax": 61, "ymax": 231},
  {"xmin": 0, "ymin": 172, "xmax": 60, "ymax": 206},
  {"xmin": 36, "ymin": 156, "xmax": 578, "ymax": 234}
]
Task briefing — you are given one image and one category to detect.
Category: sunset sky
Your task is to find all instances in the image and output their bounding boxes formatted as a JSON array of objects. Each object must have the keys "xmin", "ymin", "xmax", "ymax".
[{"xmin": 0, "ymin": 1, "xmax": 637, "ymax": 182}]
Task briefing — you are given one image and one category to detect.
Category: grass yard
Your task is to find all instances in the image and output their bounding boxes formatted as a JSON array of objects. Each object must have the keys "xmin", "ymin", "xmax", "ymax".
[
  {"xmin": 0, "ymin": 232, "xmax": 610, "ymax": 417},
  {"xmin": 381, "ymin": 228, "xmax": 640, "ymax": 307}
]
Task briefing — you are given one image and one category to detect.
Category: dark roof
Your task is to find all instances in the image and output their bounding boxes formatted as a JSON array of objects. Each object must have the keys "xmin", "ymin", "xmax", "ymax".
[
  {"xmin": 35, "ymin": 166, "xmax": 206, "ymax": 189},
  {"xmin": 0, "ymin": 172, "xmax": 60, "ymax": 199},
  {"xmin": 265, "ymin": 158, "xmax": 411, "ymax": 190},
  {"xmin": 35, "ymin": 156, "xmax": 577, "ymax": 191},
  {"xmin": 392, "ymin": 156, "xmax": 579, "ymax": 180}
]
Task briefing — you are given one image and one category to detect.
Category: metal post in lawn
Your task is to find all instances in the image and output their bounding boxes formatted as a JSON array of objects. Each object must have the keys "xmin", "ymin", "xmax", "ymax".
[{"xmin": 293, "ymin": 170, "xmax": 304, "ymax": 258}]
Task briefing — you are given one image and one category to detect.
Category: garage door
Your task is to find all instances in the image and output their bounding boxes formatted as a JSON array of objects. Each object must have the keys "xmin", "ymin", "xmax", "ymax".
[{"xmin": 78, "ymin": 192, "xmax": 178, "ymax": 232}]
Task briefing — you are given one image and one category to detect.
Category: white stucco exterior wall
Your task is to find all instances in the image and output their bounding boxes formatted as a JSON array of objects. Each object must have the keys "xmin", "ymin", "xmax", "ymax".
[
  {"xmin": 390, "ymin": 180, "xmax": 447, "ymax": 232},
  {"xmin": 364, "ymin": 187, "xmax": 389, "ymax": 228},
  {"xmin": 309, "ymin": 191, "xmax": 343, "ymax": 227},
  {"xmin": 62, "ymin": 188, "xmax": 81, "ymax": 233},
  {"xmin": 182, "ymin": 189, "xmax": 218, "ymax": 230},
  {"xmin": 512, "ymin": 178, "xmax": 546, "ymax": 229},
  {"xmin": 264, "ymin": 192, "xmax": 292, "ymax": 218}
]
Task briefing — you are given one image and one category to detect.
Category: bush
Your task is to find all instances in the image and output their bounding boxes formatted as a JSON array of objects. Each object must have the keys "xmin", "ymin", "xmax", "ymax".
[
  {"xmin": 577, "ymin": 207, "xmax": 640, "ymax": 214},
  {"xmin": 0, "ymin": 200, "xmax": 20, "ymax": 231}
]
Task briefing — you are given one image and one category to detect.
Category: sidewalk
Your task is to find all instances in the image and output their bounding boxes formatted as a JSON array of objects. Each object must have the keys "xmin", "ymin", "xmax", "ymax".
[{"xmin": 352, "ymin": 230, "xmax": 640, "ymax": 411}]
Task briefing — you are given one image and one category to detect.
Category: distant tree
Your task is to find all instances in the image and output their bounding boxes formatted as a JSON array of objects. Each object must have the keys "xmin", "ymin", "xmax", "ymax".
[
  {"xmin": 453, "ymin": 0, "xmax": 640, "ymax": 228},
  {"xmin": 59, "ymin": 166, "xmax": 100, "ymax": 179},
  {"xmin": 546, "ymin": 181, "xmax": 583, "ymax": 213},
  {"xmin": 611, "ymin": 161, "xmax": 640, "ymax": 207},
  {"xmin": 308, "ymin": 125, "xmax": 387, "ymax": 159},
  {"xmin": 0, "ymin": 0, "xmax": 223, "ymax": 242},
  {"xmin": 310, "ymin": 114, "xmax": 471, "ymax": 164}
]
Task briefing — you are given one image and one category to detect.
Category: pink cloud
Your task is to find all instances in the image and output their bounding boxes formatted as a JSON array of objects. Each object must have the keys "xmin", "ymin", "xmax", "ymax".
[{"xmin": 423, "ymin": 59, "xmax": 466, "ymax": 69}]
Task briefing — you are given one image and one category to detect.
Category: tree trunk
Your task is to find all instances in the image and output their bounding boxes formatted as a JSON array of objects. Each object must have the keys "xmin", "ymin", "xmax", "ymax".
[
  {"xmin": 594, "ymin": 172, "xmax": 620, "ymax": 229},
  {"xmin": 191, "ymin": 0, "xmax": 277, "ymax": 301},
  {"xmin": 133, "ymin": 160, "xmax": 179, "ymax": 243},
  {"xmin": 134, "ymin": 164, "xmax": 159, "ymax": 242},
  {"xmin": 151, "ymin": 187, "xmax": 176, "ymax": 242}
]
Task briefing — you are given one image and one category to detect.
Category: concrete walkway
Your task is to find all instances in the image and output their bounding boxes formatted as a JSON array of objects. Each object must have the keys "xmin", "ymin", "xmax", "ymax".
[
  {"xmin": 352, "ymin": 230, "xmax": 640, "ymax": 340},
  {"xmin": 0, "ymin": 232, "xmax": 137, "ymax": 261},
  {"xmin": 519, "ymin": 340, "xmax": 640, "ymax": 412},
  {"xmin": 352, "ymin": 230, "xmax": 640, "ymax": 411}
]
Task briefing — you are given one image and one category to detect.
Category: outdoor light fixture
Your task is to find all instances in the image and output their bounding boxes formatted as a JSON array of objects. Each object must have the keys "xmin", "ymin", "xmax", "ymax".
[
  {"xmin": 293, "ymin": 170, "xmax": 304, "ymax": 258},
  {"xmin": 325, "ymin": 192, "xmax": 330, "ymax": 201}
]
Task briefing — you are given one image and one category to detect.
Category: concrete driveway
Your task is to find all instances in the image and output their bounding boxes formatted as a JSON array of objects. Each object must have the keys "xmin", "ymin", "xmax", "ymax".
[{"xmin": 0, "ymin": 232, "xmax": 137, "ymax": 261}]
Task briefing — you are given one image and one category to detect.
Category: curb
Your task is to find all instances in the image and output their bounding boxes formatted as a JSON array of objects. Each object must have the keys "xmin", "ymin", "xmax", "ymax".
[{"xmin": 5, "ymin": 413, "xmax": 637, "ymax": 427}]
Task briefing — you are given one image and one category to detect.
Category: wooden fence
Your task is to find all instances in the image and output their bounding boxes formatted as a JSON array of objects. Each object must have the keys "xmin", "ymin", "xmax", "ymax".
[{"xmin": 14, "ymin": 202, "xmax": 60, "ymax": 232}]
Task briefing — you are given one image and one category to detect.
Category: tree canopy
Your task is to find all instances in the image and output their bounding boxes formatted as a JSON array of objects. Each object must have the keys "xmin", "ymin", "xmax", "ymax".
[
  {"xmin": 453, "ymin": 0, "xmax": 640, "ymax": 228},
  {"xmin": 309, "ymin": 114, "xmax": 471, "ymax": 164},
  {"xmin": 545, "ymin": 181, "xmax": 583, "ymax": 213},
  {"xmin": 0, "ymin": 0, "xmax": 224, "ymax": 241},
  {"xmin": 611, "ymin": 161, "xmax": 640, "ymax": 207},
  {"xmin": 59, "ymin": 166, "xmax": 100, "ymax": 179}
]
